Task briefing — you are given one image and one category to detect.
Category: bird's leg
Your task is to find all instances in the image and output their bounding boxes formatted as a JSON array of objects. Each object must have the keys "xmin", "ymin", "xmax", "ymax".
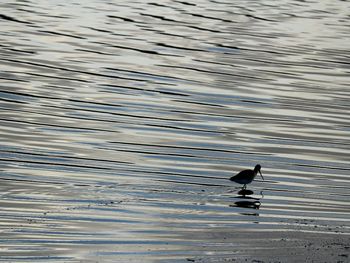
[{"xmin": 242, "ymin": 184, "xmax": 246, "ymax": 190}]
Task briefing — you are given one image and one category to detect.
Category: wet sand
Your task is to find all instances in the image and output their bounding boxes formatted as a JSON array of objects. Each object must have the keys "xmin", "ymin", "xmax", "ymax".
[{"xmin": 1, "ymin": 0, "xmax": 350, "ymax": 262}]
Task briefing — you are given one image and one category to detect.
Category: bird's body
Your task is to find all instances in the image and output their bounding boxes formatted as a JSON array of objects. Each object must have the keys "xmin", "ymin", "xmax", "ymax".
[{"xmin": 230, "ymin": 164, "xmax": 264, "ymax": 189}]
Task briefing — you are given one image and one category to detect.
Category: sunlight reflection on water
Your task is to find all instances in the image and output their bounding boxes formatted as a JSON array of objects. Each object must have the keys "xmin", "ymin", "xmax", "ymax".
[{"xmin": 1, "ymin": 0, "xmax": 350, "ymax": 262}]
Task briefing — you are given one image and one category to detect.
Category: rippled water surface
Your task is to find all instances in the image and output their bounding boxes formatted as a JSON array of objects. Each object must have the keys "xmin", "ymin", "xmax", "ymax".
[{"xmin": 1, "ymin": 0, "xmax": 350, "ymax": 262}]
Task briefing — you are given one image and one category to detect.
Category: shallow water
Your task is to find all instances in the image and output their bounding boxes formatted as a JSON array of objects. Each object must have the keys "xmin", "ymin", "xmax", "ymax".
[{"xmin": 1, "ymin": 0, "xmax": 350, "ymax": 262}]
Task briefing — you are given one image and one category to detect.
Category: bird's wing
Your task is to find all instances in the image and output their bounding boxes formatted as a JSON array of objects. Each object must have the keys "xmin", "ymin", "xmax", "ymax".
[{"xmin": 230, "ymin": 170, "xmax": 249, "ymax": 180}]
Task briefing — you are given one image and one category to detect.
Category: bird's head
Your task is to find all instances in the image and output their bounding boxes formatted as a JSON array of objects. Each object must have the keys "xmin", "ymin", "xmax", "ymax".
[{"xmin": 254, "ymin": 164, "xmax": 264, "ymax": 180}]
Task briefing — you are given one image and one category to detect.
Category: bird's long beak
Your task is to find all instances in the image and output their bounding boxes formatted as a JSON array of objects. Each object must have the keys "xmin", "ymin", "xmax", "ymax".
[{"xmin": 259, "ymin": 171, "xmax": 264, "ymax": 180}]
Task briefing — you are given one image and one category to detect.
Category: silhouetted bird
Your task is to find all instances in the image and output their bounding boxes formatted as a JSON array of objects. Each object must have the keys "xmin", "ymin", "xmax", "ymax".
[{"xmin": 229, "ymin": 164, "xmax": 264, "ymax": 190}]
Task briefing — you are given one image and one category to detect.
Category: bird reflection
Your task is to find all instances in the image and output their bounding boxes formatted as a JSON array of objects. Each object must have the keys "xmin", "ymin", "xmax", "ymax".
[
  {"xmin": 238, "ymin": 189, "xmax": 254, "ymax": 196},
  {"xmin": 234, "ymin": 199, "xmax": 261, "ymax": 209},
  {"xmin": 230, "ymin": 190, "xmax": 263, "ymax": 210}
]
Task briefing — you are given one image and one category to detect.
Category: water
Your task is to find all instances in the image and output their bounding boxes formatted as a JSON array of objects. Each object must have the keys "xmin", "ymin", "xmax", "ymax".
[{"xmin": 1, "ymin": 0, "xmax": 350, "ymax": 262}]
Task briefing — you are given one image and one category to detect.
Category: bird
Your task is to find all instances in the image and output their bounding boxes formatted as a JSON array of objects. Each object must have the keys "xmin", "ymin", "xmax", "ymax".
[{"xmin": 229, "ymin": 164, "xmax": 264, "ymax": 190}]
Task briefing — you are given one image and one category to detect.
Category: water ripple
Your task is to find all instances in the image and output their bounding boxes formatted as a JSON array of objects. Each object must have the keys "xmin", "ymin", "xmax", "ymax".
[{"xmin": 1, "ymin": 0, "xmax": 350, "ymax": 262}]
